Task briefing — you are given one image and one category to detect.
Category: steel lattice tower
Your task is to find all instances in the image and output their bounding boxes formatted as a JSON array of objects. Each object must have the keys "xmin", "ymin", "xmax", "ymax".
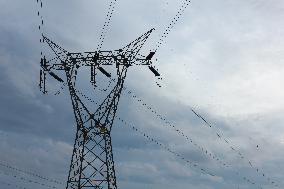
[{"xmin": 39, "ymin": 29, "xmax": 160, "ymax": 189}]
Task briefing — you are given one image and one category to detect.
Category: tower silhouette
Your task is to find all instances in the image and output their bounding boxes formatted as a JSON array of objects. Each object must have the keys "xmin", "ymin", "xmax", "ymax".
[{"xmin": 39, "ymin": 29, "xmax": 160, "ymax": 189}]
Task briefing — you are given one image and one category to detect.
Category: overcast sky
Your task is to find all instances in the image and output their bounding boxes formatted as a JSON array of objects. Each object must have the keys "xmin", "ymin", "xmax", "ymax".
[{"xmin": 0, "ymin": 0, "xmax": 284, "ymax": 189}]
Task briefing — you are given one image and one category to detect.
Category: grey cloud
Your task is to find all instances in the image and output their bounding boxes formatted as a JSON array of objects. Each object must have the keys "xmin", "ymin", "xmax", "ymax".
[{"xmin": 1, "ymin": 0, "xmax": 284, "ymax": 189}]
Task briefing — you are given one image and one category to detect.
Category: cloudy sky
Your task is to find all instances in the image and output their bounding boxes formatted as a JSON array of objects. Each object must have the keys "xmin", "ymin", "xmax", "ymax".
[{"xmin": 0, "ymin": 0, "xmax": 284, "ymax": 189}]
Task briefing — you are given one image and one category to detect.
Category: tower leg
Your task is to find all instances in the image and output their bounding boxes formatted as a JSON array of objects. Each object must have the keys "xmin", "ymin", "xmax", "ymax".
[{"xmin": 66, "ymin": 123, "xmax": 117, "ymax": 189}]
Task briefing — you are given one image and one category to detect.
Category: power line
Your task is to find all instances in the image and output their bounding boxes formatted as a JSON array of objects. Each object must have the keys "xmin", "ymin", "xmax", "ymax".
[
  {"xmin": 116, "ymin": 116, "xmax": 216, "ymax": 177},
  {"xmin": 97, "ymin": 0, "xmax": 119, "ymax": 50},
  {"xmin": 144, "ymin": 3, "xmax": 278, "ymax": 184},
  {"xmin": 189, "ymin": 107, "xmax": 279, "ymax": 187},
  {"xmin": 76, "ymin": 85, "xmax": 263, "ymax": 189},
  {"xmin": 120, "ymin": 84, "xmax": 280, "ymax": 188},
  {"xmin": 116, "ymin": 116, "xmax": 265, "ymax": 189},
  {"xmin": 0, "ymin": 180, "xmax": 29, "ymax": 189},
  {"xmin": 0, "ymin": 161, "xmax": 64, "ymax": 185},
  {"xmin": 155, "ymin": 0, "xmax": 191, "ymax": 51},
  {"xmin": 0, "ymin": 170, "xmax": 58, "ymax": 189},
  {"xmin": 153, "ymin": 0, "xmax": 279, "ymax": 185},
  {"xmin": 36, "ymin": 0, "xmax": 44, "ymax": 46}
]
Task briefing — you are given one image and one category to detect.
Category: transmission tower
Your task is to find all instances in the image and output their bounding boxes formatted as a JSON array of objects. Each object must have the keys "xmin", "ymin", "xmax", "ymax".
[{"xmin": 39, "ymin": 29, "xmax": 160, "ymax": 189}]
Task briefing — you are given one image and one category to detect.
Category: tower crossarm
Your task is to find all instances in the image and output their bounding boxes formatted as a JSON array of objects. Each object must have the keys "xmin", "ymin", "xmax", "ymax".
[
  {"xmin": 40, "ymin": 29, "xmax": 158, "ymax": 94},
  {"xmin": 41, "ymin": 50, "xmax": 152, "ymax": 71},
  {"xmin": 41, "ymin": 28, "xmax": 155, "ymax": 72}
]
